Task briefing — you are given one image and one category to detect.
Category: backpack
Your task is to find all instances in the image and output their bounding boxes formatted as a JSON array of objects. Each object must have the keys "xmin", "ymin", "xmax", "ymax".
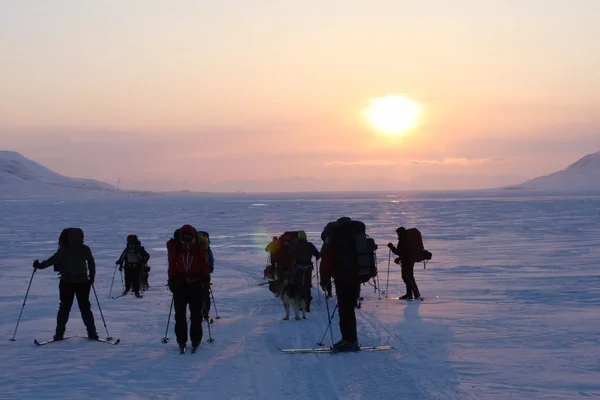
[
  {"xmin": 322, "ymin": 217, "xmax": 378, "ymax": 284},
  {"xmin": 400, "ymin": 227, "xmax": 433, "ymax": 263},
  {"xmin": 271, "ymin": 231, "xmax": 299, "ymax": 279},
  {"xmin": 168, "ymin": 224, "xmax": 209, "ymax": 282},
  {"xmin": 67, "ymin": 227, "xmax": 84, "ymax": 244},
  {"xmin": 197, "ymin": 231, "xmax": 214, "ymax": 273}
]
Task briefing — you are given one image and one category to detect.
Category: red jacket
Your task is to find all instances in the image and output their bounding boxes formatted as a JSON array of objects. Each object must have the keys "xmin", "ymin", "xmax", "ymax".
[{"xmin": 167, "ymin": 225, "xmax": 209, "ymax": 284}]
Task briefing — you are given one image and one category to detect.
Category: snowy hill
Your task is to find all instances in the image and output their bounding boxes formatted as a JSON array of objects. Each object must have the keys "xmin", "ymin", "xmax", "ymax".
[
  {"xmin": 512, "ymin": 151, "xmax": 600, "ymax": 191},
  {"xmin": 0, "ymin": 150, "xmax": 116, "ymax": 198}
]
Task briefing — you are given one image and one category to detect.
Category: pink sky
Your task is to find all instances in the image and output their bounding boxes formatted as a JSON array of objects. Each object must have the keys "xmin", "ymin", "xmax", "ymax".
[{"xmin": 1, "ymin": 1, "xmax": 600, "ymax": 192}]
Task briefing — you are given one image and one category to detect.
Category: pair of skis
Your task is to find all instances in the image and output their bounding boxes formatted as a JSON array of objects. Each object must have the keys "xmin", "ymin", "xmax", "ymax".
[
  {"xmin": 280, "ymin": 345, "xmax": 392, "ymax": 354},
  {"xmin": 34, "ymin": 335, "xmax": 120, "ymax": 346}
]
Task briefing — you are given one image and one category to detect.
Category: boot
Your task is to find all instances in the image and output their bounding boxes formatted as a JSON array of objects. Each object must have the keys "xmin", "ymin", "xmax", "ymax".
[{"xmin": 332, "ymin": 340, "xmax": 359, "ymax": 352}]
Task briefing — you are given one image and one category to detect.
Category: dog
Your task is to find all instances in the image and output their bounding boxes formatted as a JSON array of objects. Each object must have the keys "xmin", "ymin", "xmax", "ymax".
[{"xmin": 270, "ymin": 278, "xmax": 307, "ymax": 321}]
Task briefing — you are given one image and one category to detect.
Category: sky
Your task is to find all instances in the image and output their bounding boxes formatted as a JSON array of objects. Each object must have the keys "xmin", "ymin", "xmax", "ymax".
[{"xmin": 1, "ymin": 0, "xmax": 600, "ymax": 192}]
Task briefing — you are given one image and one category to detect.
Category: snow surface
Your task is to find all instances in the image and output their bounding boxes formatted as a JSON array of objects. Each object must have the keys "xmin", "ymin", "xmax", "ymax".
[
  {"xmin": 1, "ymin": 191, "xmax": 600, "ymax": 399},
  {"xmin": 515, "ymin": 150, "xmax": 600, "ymax": 191},
  {"xmin": 0, "ymin": 151, "xmax": 116, "ymax": 199}
]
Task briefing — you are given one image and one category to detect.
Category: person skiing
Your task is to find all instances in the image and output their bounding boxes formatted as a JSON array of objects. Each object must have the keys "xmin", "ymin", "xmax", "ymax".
[
  {"xmin": 387, "ymin": 227, "xmax": 421, "ymax": 300},
  {"xmin": 288, "ymin": 230, "xmax": 320, "ymax": 312},
  {"xmin": 167, "ymin": 225, "xmax": 210, "ymax": 352},
  {"xmin": 319, "ymin": 217, "xmax": 361, "ymax": 352},
  {"xmin": 32, "ymin": 228, "xmax": 99, "ymax": 341},
  {"xmin": 116, "ymin": 234, "xmax": 150, "ymax": 298},
  {"xmin": 196, "ymin": 232, "xmax": 213, "ymax": 322}
]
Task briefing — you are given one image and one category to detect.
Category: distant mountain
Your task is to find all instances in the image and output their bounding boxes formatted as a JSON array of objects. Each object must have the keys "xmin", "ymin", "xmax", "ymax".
[
  {"xmin": 0, "ymin": 151, "xmax": 116, "ymax": 198},
  {"xmin": 510, "ymin": 151, "xmax": 600, "ymax": 191}
]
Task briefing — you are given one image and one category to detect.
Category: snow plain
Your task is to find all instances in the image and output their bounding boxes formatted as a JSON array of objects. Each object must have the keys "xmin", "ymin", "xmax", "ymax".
[{"xmin": 1, "ymin": 190, "xmax": 599, "ymax": 400}]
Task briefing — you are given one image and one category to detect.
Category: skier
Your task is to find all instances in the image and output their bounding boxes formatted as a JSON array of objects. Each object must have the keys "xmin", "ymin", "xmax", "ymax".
[
  {"xmin": 387, "ymin": 227, "xmax": 421, "ymax": 300},
  {"xmin": 167, "ymin": 224, "xmax": 210, "ymax": 352},
  {"xmin": 288, "ymin": 230, "xmax": 320, "ymax": 312},
  {"xmin": 33, "ymin": 228, "xmax": 99, "ymax": 340},
  {"xmin": 116, "ymin": 234, "xmax": 150, "ymax": 298},
  {"xmin": 319, "ymin": 217, "xmax": 361, "ymax": 352}
]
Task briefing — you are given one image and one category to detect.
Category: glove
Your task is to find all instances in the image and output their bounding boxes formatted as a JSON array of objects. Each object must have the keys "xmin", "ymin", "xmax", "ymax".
[
  {"xmin": 115, "ymin": 260, "xmax": 120, "ymax": 265},
  {"xmin": 168, "ymin": 280, "xmax": 177, "ymax": 294},
  {"xmin": 394, "ymin": 257, "xmax": 400, "ymax": 265},
  {"xmin": 387, "ymin": 243, "xmax": 394, "ymax": 249},
  {"xmin": 33, "ymin": 260, "xmax": 40, "ymax": 269},
  {"xmin": 89, "ymin": 276, "xmax": 95, "ymax": 285},
  {"xmin": 320, "ymin": 281, "xmax": 332, "ymax": 298}
]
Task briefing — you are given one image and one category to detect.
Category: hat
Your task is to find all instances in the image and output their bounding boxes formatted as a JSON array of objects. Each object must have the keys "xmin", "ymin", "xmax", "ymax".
[{"xmin": 298, "ymin": 230, "xmax": 307, "ymax": 240}]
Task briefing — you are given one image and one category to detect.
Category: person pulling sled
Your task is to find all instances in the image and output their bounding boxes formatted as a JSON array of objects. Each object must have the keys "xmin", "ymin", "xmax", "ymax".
[
  {"xmin": 33, "ymin": 228, "xmax": 99, "ymax": 341},
  {"xmin": 167, "ymin": 225, "xmax": 211, "ymax": 352},
  {"xmin": 116, "ymin": 234, "xmax": 150, "ymax": 298}
]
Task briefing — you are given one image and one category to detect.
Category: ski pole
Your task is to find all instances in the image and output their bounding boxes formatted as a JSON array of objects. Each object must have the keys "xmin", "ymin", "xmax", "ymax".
[
  {"xmin": 209, "ymin": 285, "xmax": 220, "ymax": 320},
  {"xmin": 10, "ymin": 268, "xmax": 36, "ymax": 341},
  {"xmin": 120, "ymin": 268, "xmax": 125, "ymax": 292},
  {"xmin": 315, "ymin": 260, "xmax": 320, "ymax": 309},
  {"xmin": 91, "ymin": 283, "xmax": 113, "ymax": 340},
  {"xmin": 108, "ymin": 263, "xmax": 118, "ymax": 299},
  {"xmin": 205, "ymin": 318, "xmax": 215, "ymax": 343},
  {"xmin": 161, "ymin": 294, "xmax": 174, "ymax": 343},
  {"xmin": 317, "ymin": 299, "xmax": 337, "ymax": 346},
  {"xmin": 375, "ymin": 254, "xmax": 382, "ymax": 299},
  {"xmin": 385, "ymin": 249, "xmax": 391, "ymax": 299}
]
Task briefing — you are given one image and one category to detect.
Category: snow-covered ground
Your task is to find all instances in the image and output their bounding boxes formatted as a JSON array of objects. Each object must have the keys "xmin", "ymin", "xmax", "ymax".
[{"xmin": 1, "ymin": 191, "xmax": 599, "ymax": 399}]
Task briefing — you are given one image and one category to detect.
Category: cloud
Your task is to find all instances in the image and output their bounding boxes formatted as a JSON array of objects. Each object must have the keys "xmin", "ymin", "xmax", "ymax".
[
  {"xmin": 406, "ymin": 156, "xmax": 504, "ymax": 166},
  {"xmin": 324, "ymin": 160, "xmax": 397, "ymax": 167}
]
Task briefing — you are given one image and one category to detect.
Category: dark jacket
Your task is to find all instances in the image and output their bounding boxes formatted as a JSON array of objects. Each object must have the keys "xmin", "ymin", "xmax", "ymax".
[
  {"xmin": 38, "ymin": 243, "xmax": 96, "ymax": 283},
  {"xmin": 389, "ymin": 236, "xmax": 412, "ymax": 263},
  {"xmin": 117, "ymin": 244, "xmax": 150, "ymax": 267},
  {"xmin": 289, "ymin": 240, "xmax": 320, "ymax": 265}
]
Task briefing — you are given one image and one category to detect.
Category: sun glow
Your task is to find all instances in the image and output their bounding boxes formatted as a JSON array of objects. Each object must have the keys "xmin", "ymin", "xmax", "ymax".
[{"xmin": 362, "ymin": 95, "xmax": 422, "ymax": 136}]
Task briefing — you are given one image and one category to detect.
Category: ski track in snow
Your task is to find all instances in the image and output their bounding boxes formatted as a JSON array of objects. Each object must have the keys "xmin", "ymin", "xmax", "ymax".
[{"xmin": 1, "ymin": 191, "xmax": 600, "ymax": 399}]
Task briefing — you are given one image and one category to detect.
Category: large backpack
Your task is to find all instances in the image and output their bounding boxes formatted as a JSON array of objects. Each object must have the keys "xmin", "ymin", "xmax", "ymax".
[
  {"xmin": 67, "ymin": 227, "xmax": 84, "ymax": 244},
  {"xmin": 271, "ymin": 231, "xmax": 299, "ymax": 279},
  {"xmin": 197, "ymin": 230, "xmax": 214, "ymax": 273},
  {"xmin": 168, "ymin": 224, "xmax": 209, "ymax": 282},
  {"xmin": 322, "ymin": 217, "xmax": 378, "ymax": 284},
  {"xmin": 399, "ymin": 227, "xmax": 433, "ymax": 263}
]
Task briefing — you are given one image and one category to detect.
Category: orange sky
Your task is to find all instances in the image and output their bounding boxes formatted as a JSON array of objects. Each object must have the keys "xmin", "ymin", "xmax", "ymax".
[{"xmin": 1, "ymin": 1, "xmax": 600, "ymax": 191}]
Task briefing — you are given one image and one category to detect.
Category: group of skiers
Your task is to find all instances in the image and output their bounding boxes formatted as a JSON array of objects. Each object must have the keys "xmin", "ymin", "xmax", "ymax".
[
  {"xmin": 264, "ymin": 219, "xmax": 432, "ymax": 352},
  {"xmin": 30, "ymin": 217, "xmax": 431, "ymax": 353},
  {"xmin": 32, "ymin": 229, "xmax": 153, "ymax": 341}
]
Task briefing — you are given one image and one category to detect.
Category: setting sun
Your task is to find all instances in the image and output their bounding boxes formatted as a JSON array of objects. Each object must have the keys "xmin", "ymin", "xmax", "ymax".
[{"xmin": 362, "ymin": 95, "xmax": 423, "ymax": 136}]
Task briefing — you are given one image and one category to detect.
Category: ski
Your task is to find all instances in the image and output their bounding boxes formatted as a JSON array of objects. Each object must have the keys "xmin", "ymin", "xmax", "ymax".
[
  {"xmin": 75, "ymin": 335, "xmax": 120, "ymax": 345},
  {"xmin": 34, "ymin": 336, "xmax": 74, "ymax": 346},
  {"xmin": 280, "ymin": 345, "xmax": 392, "ymax": 354},
  {"xmin": 111, "ymin": 293, "xmax": 127, "ymax": 300}
]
